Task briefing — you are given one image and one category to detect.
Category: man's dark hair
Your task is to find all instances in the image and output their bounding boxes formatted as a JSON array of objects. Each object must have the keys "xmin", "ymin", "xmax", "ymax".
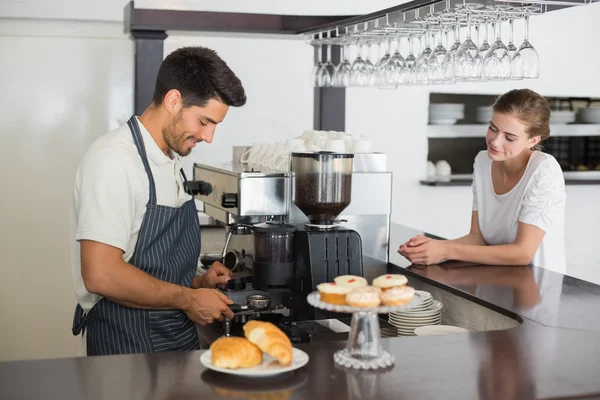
[{"xmin": 152, "ymin": 46, "xmax": 246, "ymax": 108}]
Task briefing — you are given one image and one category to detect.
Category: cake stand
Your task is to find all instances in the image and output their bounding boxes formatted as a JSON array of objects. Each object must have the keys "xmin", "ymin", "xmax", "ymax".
[{"xmin": 306, "ymin": 291, "xmax": 424, "ymax": 370}]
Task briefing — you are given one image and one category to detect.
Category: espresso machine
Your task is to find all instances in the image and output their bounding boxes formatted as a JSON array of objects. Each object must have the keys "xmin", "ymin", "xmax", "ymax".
[{"xmin": 191, "ymin": 150, "xmax": 392, "ymax": 342}]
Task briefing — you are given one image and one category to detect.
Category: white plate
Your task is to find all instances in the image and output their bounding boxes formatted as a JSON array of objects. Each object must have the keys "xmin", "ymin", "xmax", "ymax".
[
  {"xmin": 389, "ymin": 314, "xmax": 442, "ymax": 323},
  {"xmin": 200, "ymin": 348, "xmax": 309, "ymax": 377},
  {"xmin": 389, "ymin": 318, "xmax": 442, "ymax": 328},
  {"xmin": 414, "ymin": 325, "xmax": 469, "ymax": 336}
]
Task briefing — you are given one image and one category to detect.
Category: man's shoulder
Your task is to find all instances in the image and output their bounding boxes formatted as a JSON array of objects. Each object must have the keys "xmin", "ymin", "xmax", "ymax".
[{"xmin": 80, "ymin": 124, "xmax": 140, "ymax": 170}]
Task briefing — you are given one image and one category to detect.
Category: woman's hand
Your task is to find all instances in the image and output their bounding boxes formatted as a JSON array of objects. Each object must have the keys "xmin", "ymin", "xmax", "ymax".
[{"xmin": 398, "ymin": 235, "xmax": 448, "ymax": 265}]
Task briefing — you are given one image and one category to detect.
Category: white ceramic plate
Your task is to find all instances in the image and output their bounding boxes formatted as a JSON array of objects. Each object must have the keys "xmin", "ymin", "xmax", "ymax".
[
  {"xmin": 414, "ymin": 325, "xmax": 469, "ymax": 336},
  {"xmin": 389, "ymin": 319, "xmax": 442, "ymax": 329},
  {"xmin": 200, "ymin": 348, "xmax": 309, "ymax": 378}
]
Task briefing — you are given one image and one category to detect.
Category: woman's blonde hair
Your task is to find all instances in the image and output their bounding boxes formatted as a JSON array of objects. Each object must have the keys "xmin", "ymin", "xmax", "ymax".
[{"xmin": 492, "ymin": 89, "xmax": 551, "ymax": 151}]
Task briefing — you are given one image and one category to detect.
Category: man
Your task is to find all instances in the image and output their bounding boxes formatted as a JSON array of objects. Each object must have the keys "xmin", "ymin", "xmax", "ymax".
[{"xmin": 70, "ymin": 46, "xmax": 246, "ymax": 356}]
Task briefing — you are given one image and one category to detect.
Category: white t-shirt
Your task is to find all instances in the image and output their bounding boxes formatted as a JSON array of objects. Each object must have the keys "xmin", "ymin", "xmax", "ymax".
[
  {"xmin": 472, "ymin": 150, "xmax": 567, "ymax": 274},
  {"xmin": 70, "ymin": 118, "xmax": 194, "ymax": 313}
]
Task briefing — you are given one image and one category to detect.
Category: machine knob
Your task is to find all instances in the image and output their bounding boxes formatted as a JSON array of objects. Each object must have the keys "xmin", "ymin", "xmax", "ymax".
[
  {"xmin": 221, "ymin": 193, "xmax": 238, "ymax": 208},
  {"xmin": 186, "ymin": 180, "xmax": 213, "ymax": 196}
]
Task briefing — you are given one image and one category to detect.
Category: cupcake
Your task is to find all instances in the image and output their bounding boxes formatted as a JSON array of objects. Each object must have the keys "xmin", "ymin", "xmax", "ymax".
[
  {"xmin": 372, "ymin": 274, "xmax": 408, "ymax": 291},
  {"xmin": 346, "ymin": 286, "xmax": 382, "ymax": 308},
  {"xmin": 317, "ymin": 282, "xmax": 351, "ymax": 305},
  {"xmin": 381, "ymin": 286, "xmax": 415, "ymax": 306},
  {"xmin": 334, "ymin": 275, "xmax": 368, "ymax": 289}
]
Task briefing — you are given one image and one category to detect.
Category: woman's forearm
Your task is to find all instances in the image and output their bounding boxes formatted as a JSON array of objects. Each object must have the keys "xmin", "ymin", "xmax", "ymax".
[
  {"xmin": 447, "ymin": 233, "xmax": 487, "ymax": 246},
  {"xmin": 445, "ymin": 242, "xmax": 531, "ymax": 266}
]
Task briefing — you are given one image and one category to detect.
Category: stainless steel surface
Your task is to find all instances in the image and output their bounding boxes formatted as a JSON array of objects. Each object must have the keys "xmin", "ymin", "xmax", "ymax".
[
  {"xmin": 246, "ymin": 294, "xmax": 271, "ymax": 310},
  {"xmin": 352, "ymin": 153, "xmax": 387, "ymax": 173},
  {"xmin": 194, "ymin": 163, "xmax": 292, "ymax": 217},
  {"xmin": 407, "ymin": 277, "xmax": 520, "ymax": 332}
]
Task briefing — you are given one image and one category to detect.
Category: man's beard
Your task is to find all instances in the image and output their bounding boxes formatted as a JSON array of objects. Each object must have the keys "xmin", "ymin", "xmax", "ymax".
[{"xmin": 163, "ymin": 110, "xmax": 193, "ymax": 157}]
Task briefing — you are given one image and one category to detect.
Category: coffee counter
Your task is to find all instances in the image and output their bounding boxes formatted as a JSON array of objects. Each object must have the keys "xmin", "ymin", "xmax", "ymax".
[{"xmin": 2, "ymin": 224, "xmax": 600, "ymax": 399}]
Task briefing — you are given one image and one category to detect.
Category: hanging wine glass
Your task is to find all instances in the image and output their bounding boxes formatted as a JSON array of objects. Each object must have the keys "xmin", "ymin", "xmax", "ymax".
[
  {"xmin": 478, "ymin": 16, "xmax": 490, "ymax": 56},
  {"xmin": 335, "ymin": 27, "xmax": 353, "ymax": 87},
  {"xmin": 427, "ymin": 21, "xmax": 447, "ymax": 84},
  {"xmin": 512, "ymin": 7, "xmax": 540, "ymax": 79},
  {"xmin": 405, "ymin": 33, "xmax": 418, "ymax": 84},
  {"xmin": 318, "ymin": 32, "xmax": 336, "ymax": 87},
  {"xmin": 310, "ymin": 32, "xmax": 324, "ymax": 87},
  {"xmin": 482, "ymin": 10, "xmax": 511, "ymax": 80},
  {"xmin": 442, "ymin": 16, "xmax": 460, "ymax": 83},
  {"xmin": 382, "ymin": 31, "xmax": 408, "ymax": 88},
  {"xmin": 507, "ymin": 17, "xmax": 518, "ymax": 59},
  {"xmin": 374, "ymin": 18, "xmax": 393, "ymax": 88},
  {"xmin": 350, "ymin": 25, "xmax": 370, "ymax": 86},
  {"xmin": 414, "ymin": 23, "xmax": 432, "ymax": 84},
  {"xmin": 454, "ymin": 10, "xmax": 480, "ymax": 81}
]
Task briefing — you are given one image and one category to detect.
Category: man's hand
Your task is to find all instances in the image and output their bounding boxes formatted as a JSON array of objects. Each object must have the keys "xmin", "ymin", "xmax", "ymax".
[
  {"xmin": 193, "ymin": 262, "xmax": 232, "ymax": 289},
  {"xmin": 182, "ymin": 288, "xmax": 234, "ymax": 325}
]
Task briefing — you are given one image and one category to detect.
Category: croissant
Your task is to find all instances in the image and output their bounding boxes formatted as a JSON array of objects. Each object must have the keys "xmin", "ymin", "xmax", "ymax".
[
  {"xmin": 243, "ymin": 321, "xmax": 293, "ymax": 366},
  {"xmin": 210, "ymin": 337, "xmax": 262, "ymax": 369}
]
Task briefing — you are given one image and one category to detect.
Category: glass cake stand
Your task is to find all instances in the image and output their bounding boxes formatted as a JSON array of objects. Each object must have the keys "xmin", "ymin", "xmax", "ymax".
[{"xmin": 306, "ymin": 291, "xmax": 423, "ymax": 370}]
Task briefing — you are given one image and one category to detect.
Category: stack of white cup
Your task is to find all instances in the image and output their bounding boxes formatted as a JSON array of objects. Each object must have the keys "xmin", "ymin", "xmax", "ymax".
[{"xmin": 239, "ymin": 130, "xmax": 373, "ymax": 172}]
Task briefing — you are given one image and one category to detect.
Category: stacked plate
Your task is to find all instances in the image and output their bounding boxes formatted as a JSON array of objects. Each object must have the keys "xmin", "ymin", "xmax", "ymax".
[
  {"xmin": 388, "ymin": 291, "xmax": 443, "ymax": 336},
  {"xmin": 476, "ymin": 106, "xmax": 493, "ymax": 124},
  {"xmin": 429, "ymin": 104, "xmax": 464, "ymax": 125},
  {"xmin": 550, "ymin": 110, "xmax": 575, "ymax": 125},
  {"xmin": 578, "ymin": 108, "xmax": 600, "ymax": 124}
]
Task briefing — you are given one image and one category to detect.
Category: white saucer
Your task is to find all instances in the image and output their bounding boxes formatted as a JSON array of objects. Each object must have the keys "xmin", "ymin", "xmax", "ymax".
[
  {"xmin": 414, "ymin": 325, "xmax": 469, "ymax": 336},
  {"xmin": 200, "ymin": 348, "xmax": 309, "ymax": 377}
]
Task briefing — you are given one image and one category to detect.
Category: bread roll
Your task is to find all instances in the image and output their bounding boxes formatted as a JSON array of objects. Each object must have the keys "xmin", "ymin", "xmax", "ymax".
[
  {"xmin": 210, "ymin": 337, "xmax": 262, "ymax": 369},
  {"xmin": 243, "ymin": 321, "xmax": 293, "ymax": 366}
]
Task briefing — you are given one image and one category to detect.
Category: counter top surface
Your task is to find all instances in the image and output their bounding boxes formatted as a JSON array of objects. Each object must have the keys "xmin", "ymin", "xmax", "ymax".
[{"xmin": 3, "ymin": 224, "xmax": 600, "ymax": 400}]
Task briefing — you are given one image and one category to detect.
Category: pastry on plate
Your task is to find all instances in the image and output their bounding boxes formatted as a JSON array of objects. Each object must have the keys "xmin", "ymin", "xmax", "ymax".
[
  {"xmin": 333, "ymin": 275, "xmax": 368, "ymax": 289},
  {"xmin": 210, "ymin": 337, "xmax": 262, "ymax": 369},
  {"xmin": 345, "ymin": 286, "xmax": 382, "ymax": 308},
  {"xmin": 381, "ymin": 286, "xmax": 415, "ymax": 306},
  {"xmin": 243, "ymin": 321, "xmax": 293, "ymax": 366},
  {"xmin": 372, "ymin": 274, "xmax": 408, "ymax": 291},
  {"xmin": 316, "ymin": 282, "xmax": 351, "ymax": 305}
]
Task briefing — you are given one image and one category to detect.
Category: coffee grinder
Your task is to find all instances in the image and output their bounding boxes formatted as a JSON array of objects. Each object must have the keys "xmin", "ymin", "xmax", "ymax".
[{"xmin": 284, "ymin": 152, "xmax": 364, "ymax": 321}]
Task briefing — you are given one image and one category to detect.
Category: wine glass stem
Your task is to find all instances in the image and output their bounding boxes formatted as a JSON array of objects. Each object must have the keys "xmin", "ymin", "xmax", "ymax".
[
  {"xmin": 525, "ymin": 14, "xmax": 530, "ymax": 42},
  {"xmin": 466, "ymin": 12, "xmax": 472, "ymax": 40},
  {"xmin": 326, "ymin": 44, "xmax": 332, "ymax": 63},
  {"xmin": 317, "ymin": 44, "xmax": 322, "ymax": 63},
  {"xmin": 483, "ymin": 19, "xmax": 488, "ymax": 44},
  {"xmin": 509, "ymin": 18, "xmax": 514, "ymax": 45},
  {"xmin": 496, "ymin": 14, "xmax": 501, "ymax": 42}
]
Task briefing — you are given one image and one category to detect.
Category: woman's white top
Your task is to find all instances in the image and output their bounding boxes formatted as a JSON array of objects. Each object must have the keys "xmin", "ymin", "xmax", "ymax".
[{"xmin": 472, "ymin": 150, "xmax": 567, "ymax": 274}]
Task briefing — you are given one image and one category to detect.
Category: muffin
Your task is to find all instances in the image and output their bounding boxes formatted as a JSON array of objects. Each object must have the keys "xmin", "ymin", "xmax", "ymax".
[
  {"xmin": 346, "ymin": 286, "xmax": 382, "ymax": 308},
  {"xmin": 381, "ymin": 286, "xmax": 415, "ymax": 306},
  {"xmin": 317, "ymin": 282, "xmax": 351, "ymax": 305},
  {"xmin": 334, "ymin": 275, "xmax": 368, "ymax": 289},
  {"xmin": 372, "ymin": 274, "xmax": 408, "ymax": 291}
]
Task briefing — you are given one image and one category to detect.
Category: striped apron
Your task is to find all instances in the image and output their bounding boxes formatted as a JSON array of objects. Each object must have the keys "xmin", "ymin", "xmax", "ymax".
[{"xmin": 72, "ymin": 115, "xmax": 201, "ymax": 356}]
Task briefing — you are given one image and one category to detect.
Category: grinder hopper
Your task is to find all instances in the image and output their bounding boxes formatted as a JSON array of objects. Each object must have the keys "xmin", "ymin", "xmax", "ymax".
[{"xmin": 290, "ymin": 152, "xmax": 354, "ymax": 226}]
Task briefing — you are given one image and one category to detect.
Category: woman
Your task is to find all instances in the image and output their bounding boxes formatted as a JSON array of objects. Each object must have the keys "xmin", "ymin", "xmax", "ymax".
[{"xmin": 399, "ymin": 89, "xmax": 567, "ymax": 273}]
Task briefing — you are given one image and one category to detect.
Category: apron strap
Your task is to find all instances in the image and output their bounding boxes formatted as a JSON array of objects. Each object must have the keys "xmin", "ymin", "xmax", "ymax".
[
  {"xmin": 180, "ymin": 168, "xmax": 199, "ymax": 212},
  {"xmin": 127, "ymin": 115, "xmax": 158, "ymax": 206},
  {"xmin": 72, "ymin": 303, "xmax": 88, "ymax": 336}
]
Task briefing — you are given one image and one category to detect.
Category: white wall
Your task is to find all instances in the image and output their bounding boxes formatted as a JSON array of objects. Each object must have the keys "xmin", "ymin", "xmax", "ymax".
[
  {"xmin": 1, "ymin": 0, "xmax": 600, "ymax": 362},
  {"xmin": 0, "ymin": 20, "xmax": 133, "ymax": 361}
]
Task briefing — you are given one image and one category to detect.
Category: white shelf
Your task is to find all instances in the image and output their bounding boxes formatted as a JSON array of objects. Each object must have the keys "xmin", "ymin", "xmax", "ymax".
[{"xmin": 427, "ymin": 124, "xmax": 600, "ymax": 138}]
